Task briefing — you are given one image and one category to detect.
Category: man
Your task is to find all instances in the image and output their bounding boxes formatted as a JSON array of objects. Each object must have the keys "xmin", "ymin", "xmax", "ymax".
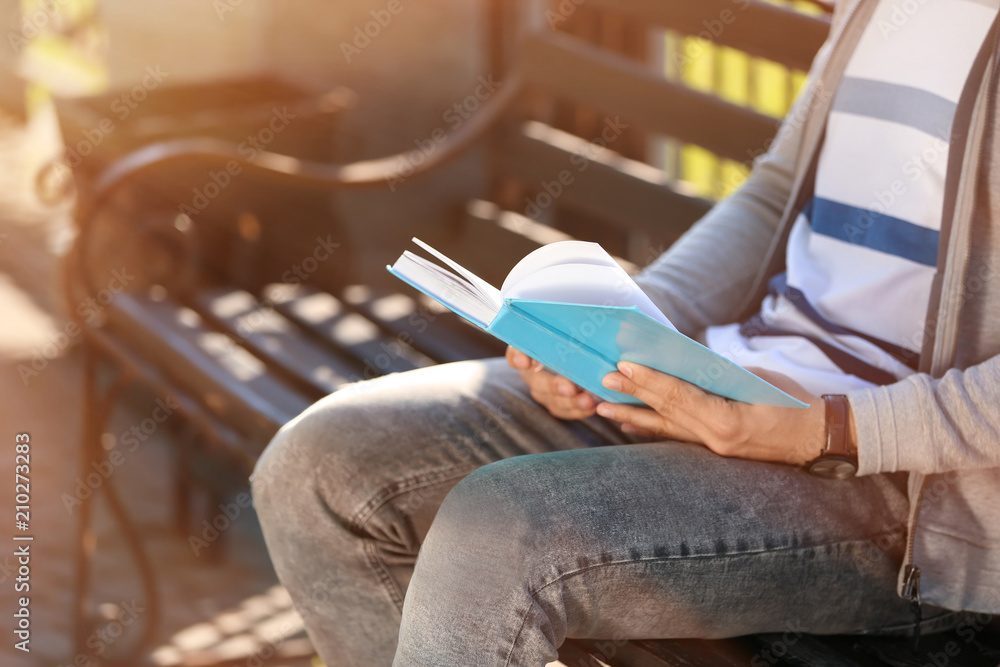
[{"xmin": 252, "ymin": 0, "xmax": 1000, "ymax": 665}]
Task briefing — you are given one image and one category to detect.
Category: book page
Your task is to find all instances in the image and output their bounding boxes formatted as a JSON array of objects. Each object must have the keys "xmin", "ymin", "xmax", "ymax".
[
  {"xmin": 503, "ymin": 263, "xmax": 675, "ymax": 329},
  {"xmin": 501, "ymin": 241, "xmax": 619, "ymax": 295},
  {"xmin": 388, "ymin": 251, "xmax": 499, "ymax": 328},
  {"xmin": 501, "ymin": 242, "xmax": 675, "ymax": 329},
  {"xmin": 412, "ymin": 238, "xmax": 501, "ymax": 308}
]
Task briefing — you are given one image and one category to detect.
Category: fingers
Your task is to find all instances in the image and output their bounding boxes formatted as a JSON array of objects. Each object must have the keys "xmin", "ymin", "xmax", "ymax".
[
  {"xmin": 603, "ymin": 362, "xmax": 693, "ymax": 410},
  {"xmin": 601, "ymin": 361, "xmax": 749, "ymax": 450},
  {"xmin": 506, "ymin": 347, "xmax": 595, "ymax": 419},
  {"xmin": 596, "ymin": 402, "xmax": 699, "ymax": 442},
  {"xmin": 596, "ymin": 363, "xmax": 826, "ymax": 465},
  {"xmin": 517, "ymin": 362, "xmax": 596, "ymax": 420},
  {"xmin": 505, "ymin": 345, "xmax": 532, "ymax": 370}
]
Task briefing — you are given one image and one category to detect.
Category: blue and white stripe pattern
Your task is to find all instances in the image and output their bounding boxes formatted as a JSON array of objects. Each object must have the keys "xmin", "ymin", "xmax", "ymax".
[{"xmin": 706, "ymin": 0, "xmax": 1000, "ymax": 396}]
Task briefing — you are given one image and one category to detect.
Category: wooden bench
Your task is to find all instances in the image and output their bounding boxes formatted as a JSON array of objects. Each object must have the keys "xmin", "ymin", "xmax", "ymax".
[{"xmin": 63, "ymin": 1, "xmax": 1000, "ymax": 665}]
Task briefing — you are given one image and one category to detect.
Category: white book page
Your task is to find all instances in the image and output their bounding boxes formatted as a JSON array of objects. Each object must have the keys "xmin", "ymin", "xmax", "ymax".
[
  {"xmin": 501, "ymin": 241, "xmax": 675, "ymax": 329},
  {"xmin": 501, "ymin": 241, "xmax": 619, "ymax": 295},
  {"xmin": 412, "ymin": 238, "xmax": 501, "ymax": 310},
  {"xmin": 389, "ymin": 252, "xmax": 499, "ymax": 328}
]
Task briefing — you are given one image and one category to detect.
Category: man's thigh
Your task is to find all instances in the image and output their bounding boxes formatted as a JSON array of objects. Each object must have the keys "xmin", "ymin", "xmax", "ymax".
[
  {"xmin": 253, "ymin": 357, "xmax": 629, "ymax": 544},
  {"xmin": 402, "ymin": 440, "xmax": 925, "ymax": 661}
]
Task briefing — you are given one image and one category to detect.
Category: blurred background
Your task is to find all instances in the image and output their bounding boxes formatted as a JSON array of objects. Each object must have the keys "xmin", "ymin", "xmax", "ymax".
[{"xmin": 0, "ymin": 1, "xmax": 823, "ymax": 665}]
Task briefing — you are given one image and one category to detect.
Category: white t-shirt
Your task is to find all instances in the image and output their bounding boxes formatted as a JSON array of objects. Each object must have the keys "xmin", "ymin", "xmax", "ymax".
[{"xmin": 706, "ymin": 0, "xmax": 1000, "ymax": 396}]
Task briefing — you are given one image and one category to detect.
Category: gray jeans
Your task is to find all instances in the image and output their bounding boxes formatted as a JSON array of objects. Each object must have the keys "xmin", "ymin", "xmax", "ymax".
[{"xmin": 251, "ymin": 359, "xmax": 958, "ymax": 667}]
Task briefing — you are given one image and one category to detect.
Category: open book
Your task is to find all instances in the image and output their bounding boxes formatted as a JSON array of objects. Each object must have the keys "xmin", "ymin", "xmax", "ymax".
[{"xmin": 388, "ymin": 238, "xmax": 805, "ymax": 408}]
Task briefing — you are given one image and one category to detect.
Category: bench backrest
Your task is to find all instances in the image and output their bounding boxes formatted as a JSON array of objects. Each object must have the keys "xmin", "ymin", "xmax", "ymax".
[{"xmin": 466, "ymin": 0, "xmax": 830, "ymax": 283}]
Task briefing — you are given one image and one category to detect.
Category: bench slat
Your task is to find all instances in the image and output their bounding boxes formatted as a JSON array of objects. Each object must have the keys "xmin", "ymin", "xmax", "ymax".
[
  {"xmin": 585, "ymin": 0, "xmax": 830, "ymax": 72},
  {"xmin": 260, "ymin": 283, "xmax": 436, "ymax": 375},
  {"xmin": 106, "ymin": 293, "xmax": 311, "ymax": 445},
  {"xmin": 193, "ymin": 286, "xmax": 370, "ymax": 398},
  {"xmin": 460, "ymin": 199, "xmax": 641, "ymax": 283},
  {"xmin": 749, "ymin": 634, "xmax": 865, "ymax": 667},
  {"xmin": 521, "ymin": 32, "xmax": 778, "ymax": 162},
  {"xmin": 565, "ymin": 637, "xmax": 761, "ymax": 666},
  {"xmin": 500, "ymin": 121, "xmax": 712, "ymax": 241},
  {"xmin": 86, "ymin": 324, "xmax": 261, "ymax": 472},
  {"xmin": 337, "ymin": 284, "xmax": 507, "ymax": 363}
]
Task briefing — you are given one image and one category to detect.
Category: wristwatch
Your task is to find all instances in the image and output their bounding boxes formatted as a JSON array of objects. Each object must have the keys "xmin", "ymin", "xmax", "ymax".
[{"xmin": 807, "ymin": 394, "xmax": 858, "ymax": 479}]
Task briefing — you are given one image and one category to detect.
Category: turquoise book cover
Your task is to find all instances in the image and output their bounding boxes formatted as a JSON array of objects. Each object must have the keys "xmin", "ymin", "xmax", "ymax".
[{"xmin": 388, "ymin": 238, "xmax": 807, "ymax": 409}]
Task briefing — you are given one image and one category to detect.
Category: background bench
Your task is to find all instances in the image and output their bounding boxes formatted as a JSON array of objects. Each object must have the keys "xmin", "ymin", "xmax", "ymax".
[{"xmin": 62, "ymin": 0, "xmax": 1000, "ymax": 665}]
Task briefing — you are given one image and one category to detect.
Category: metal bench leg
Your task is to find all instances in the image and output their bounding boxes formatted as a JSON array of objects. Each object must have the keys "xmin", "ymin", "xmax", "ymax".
[{"xmin": 72, "ymin": 342, "xmax": 161, "ymax": 663}]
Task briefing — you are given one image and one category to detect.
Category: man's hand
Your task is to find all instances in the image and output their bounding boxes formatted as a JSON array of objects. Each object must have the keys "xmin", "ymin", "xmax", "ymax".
[
  {"xmin": 595, "ymin": 362, "xmax": 832, "ymax": 466},
  {"xmin": 506, "ymin": 346, "xmax": 597, "ymax": 420}
]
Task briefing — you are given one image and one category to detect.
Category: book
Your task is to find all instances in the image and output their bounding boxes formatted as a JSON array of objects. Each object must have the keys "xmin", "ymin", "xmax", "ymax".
[{"xmin": 387, "ymin": 238, "xmax": 806, "ymax": 408}]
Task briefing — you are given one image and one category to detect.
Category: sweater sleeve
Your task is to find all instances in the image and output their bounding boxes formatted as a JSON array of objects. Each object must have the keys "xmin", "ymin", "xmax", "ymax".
[{"xmin": 849, "ymin": 355, "xmax": 1000, "ymax": 475}]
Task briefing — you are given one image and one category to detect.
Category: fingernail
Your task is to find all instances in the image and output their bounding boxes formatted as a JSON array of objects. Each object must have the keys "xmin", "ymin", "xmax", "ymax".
[
  {"xmin": 618, "ymin": 362, "xmax": 633, "ymax": 379},
  {"xmin": 603, "ymin": 375, "xmax": 622, "ymax": 391},
  {"xmin": 596, "ymin": 403, "xmax": 614, "ymax": 419},
  {"xmin": 558, "ymin": 380, "xmax": 576, "ymax": 397},
  {"xmin": 576, "ymin": 394, "xmax": 593, "ymax": 409}
]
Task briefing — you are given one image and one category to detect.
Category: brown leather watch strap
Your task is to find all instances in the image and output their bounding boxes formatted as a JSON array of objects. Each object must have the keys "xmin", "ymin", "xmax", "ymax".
[
  {"xmin": 822, "ymin": 394, "xmax": 851, "ymax": 457},
  {"xmin": 808, "ymin": 394, "xmax": 857, "ymax": 479}
]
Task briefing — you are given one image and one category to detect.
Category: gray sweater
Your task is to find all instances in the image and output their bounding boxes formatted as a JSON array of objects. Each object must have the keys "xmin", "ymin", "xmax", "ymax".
[{"xmin": 635, "ymin": 0, "xmax": 1000, "ymax": 613}]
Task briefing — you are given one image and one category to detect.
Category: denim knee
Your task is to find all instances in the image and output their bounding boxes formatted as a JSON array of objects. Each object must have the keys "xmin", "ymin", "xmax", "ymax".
[
  {"xmin": 251, "ymin": 393, "xmax": 369, "ymax": 526},
  {"xmin": 251, "ymin": 415, "xmax": 315, "ymax": 527},
  {"xmin": 420, "ymin": 456, "xmax": 558, "ymax": 575}
]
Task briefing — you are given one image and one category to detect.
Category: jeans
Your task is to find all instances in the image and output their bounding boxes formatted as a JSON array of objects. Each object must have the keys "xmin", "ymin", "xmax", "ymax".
[{"xmin": 251, "ymin": 359, "xmax": 961, "ymax": 667}]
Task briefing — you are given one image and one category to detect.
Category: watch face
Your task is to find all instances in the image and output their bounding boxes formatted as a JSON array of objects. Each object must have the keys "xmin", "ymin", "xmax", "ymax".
[{"xmin": 809, "ymin": 457, "xmax": 858, "ymax": 480}]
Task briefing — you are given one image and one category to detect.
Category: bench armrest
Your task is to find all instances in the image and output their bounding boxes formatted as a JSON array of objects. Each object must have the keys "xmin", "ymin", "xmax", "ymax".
[
  {"xmin": 78, "ymin": 73, "xmax": 523, "ymax": 221},
  {"xmin": 66, "ymin": 74, "xmax": 524, "ymax": 309}
]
